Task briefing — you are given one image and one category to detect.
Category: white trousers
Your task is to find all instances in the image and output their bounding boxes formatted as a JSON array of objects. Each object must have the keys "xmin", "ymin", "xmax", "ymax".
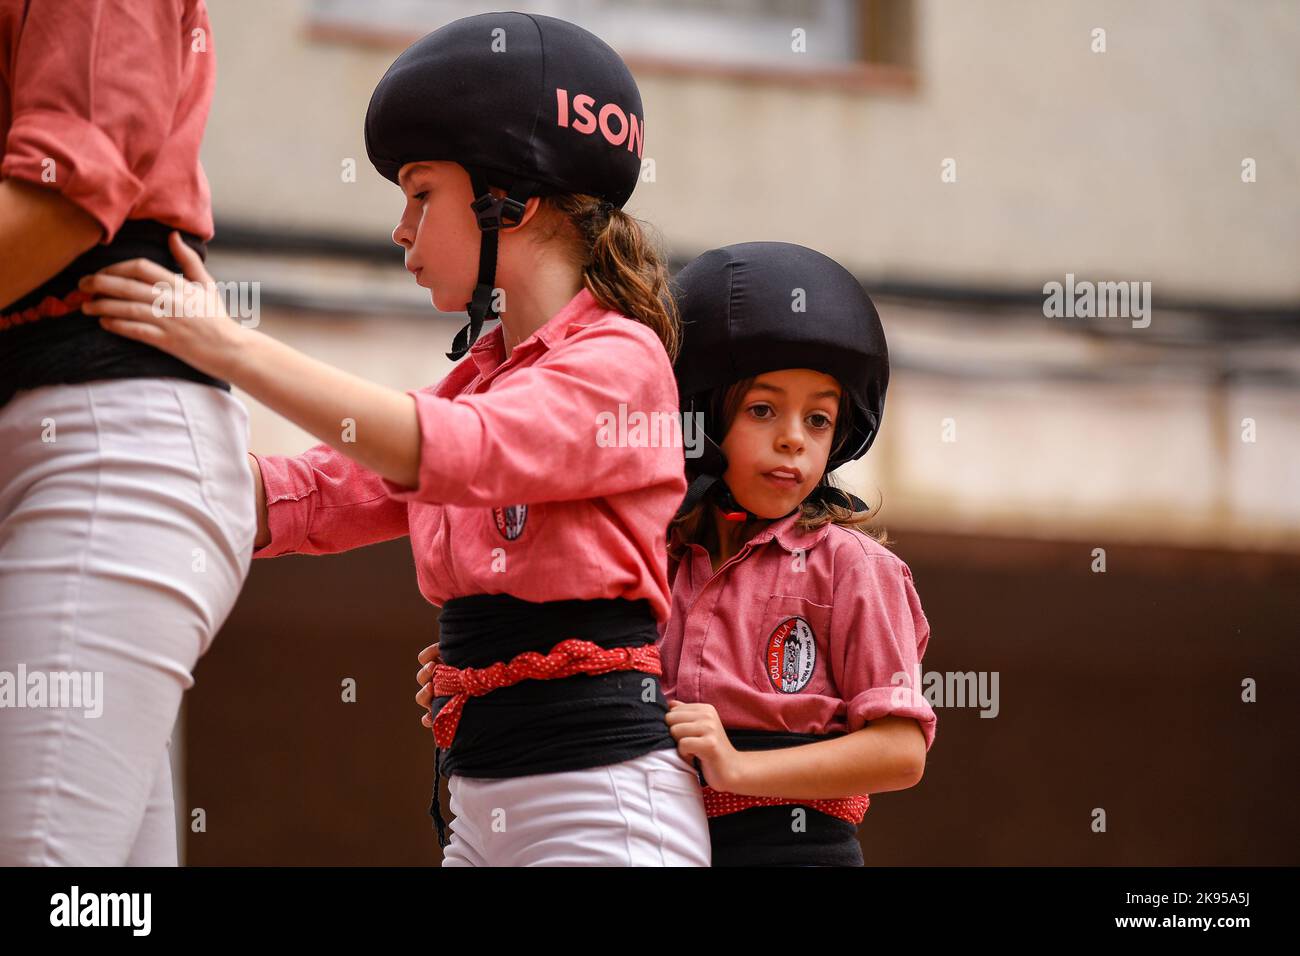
[
  {"xmin": 0, "ymin": 378, "xmax": 254, "ymax": 865},
  {"xmin": 442, "ymin": 746, "xmax": 712, "ymax": 866}
]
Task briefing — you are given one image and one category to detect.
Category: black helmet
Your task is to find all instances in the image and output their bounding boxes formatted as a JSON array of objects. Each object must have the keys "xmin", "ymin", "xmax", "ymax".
[
  {"xmin": 672, "ymin": 242, "xmax": 890, "ymax": 521},
  {"xmin": 364, "ymin": 12, "xmax": 645, "ymax": 360}
]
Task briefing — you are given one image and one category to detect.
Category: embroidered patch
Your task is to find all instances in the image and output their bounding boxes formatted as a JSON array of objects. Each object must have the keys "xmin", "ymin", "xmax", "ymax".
[
  {"xmin": 492, "ymin": 504, "xmax": 528, "ymax": 540},
  {"xmin": 765, "ymin": 615, "xmax": 816, "ymax": 693}
]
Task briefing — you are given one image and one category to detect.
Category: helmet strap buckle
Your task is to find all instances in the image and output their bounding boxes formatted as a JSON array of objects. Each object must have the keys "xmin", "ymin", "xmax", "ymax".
[{"xmin": 471, "ymin": 192, "xmax": 527, "ymax": 232}]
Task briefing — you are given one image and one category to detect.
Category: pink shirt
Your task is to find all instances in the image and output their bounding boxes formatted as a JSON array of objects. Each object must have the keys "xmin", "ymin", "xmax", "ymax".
[
  {"xmin": 251, "ymin": 288, "xmax": 687, "ymax": 624},
  {"xmin": 659, "ymin": 512, "xmax": 937, "ymax": 750},
  {"xmin": 0, "ymin": 0, "xmax": 215, "ymax": 242}
]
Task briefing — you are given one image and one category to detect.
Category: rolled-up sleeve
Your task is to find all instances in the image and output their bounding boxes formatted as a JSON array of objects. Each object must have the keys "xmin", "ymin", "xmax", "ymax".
[
  {"xmin": 831, "ymin": 552, "xmax": 937, "ymax": 751},
  {"xmin": 380, "ymin": 321, "xmax": 682, "ymax": 507},
  {"xmin": 1, "ymin": 0, "xmax": 188, "ymax": 240},
  {"xmin": 252, "ymin": 444, "xmax": 411, "ymax": 558}
]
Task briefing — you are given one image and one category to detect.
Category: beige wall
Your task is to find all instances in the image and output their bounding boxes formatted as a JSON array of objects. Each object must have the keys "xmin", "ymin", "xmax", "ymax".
[
  {"xmin": 202, "ymin": 0, "xmax": 1300, "ymax": 296},
  {"xmin": 199, "ymin": 0, "xmax": 1300, "ymax": 553}
]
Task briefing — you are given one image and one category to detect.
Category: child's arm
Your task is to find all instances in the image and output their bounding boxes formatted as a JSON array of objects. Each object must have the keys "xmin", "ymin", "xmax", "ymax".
[
  {"xmin": 248, "ymin": 454, "xmax": 270, "ymax": 550},
  {"xmin": 247, "ymin": 444, "xmax": 411, "ymax": 558},
  {"xmin": 82, "ymin": 234, "xmax": 424, "ymax": 488},
  {"xmin": 668, "ymin": 702, "xmax": 924, "ymax": 798},
  {"xmin": 82, "ymin": 233, "xmax": 682, "ymax": 509},
  {"xmin": 826, "ymin": 551, "xmax": 936, "ymax": 784},
  {"xmin": 85, "ymin": 250, "xmax": 417, "ymax": 557}
]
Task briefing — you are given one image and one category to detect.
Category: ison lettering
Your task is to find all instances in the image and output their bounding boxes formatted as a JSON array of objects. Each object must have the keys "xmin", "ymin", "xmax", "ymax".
[{"xmin": 555, "ymin": 88, "xmax": 643, "ymax": 156}]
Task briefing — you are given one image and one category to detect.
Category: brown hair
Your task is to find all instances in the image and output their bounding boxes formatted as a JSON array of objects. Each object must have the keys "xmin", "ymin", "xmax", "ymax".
[
  {"xmin": 666, "ymin": 375, "xmax": 890, "ymax": 564},
  {"xmin": 539, "ymin": 193, "xmax": 680, "ymax": 362}
]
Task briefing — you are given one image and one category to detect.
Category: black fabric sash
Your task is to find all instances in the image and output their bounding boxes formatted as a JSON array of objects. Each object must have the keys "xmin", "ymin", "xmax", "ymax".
[
  {"xmin": 705, "ymin": 727, "xmax": 866, "ymax": 867},
  {"xmin": 1, "ymin": 219, "xmax": 229, "ymax": 407},
  {"xmin": 427, "ymin": 593, "xmax": 676, "ymax": 849}
]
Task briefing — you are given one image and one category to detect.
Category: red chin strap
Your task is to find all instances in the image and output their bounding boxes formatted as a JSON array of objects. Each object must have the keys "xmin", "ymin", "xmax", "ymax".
[{"xmin": 712, "ymin": 477, "xmax": 800, "ymax": 524}]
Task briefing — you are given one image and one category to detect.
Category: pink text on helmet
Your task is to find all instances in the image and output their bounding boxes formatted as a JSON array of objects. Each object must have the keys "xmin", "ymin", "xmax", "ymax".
[{"xmin": 554, "ymin": 88, "xmax": 644, "ymax": 157}]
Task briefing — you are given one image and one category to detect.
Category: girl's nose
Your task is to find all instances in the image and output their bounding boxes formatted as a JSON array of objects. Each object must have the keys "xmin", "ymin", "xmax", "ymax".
[
  {"xmin": 776, "ymin": 421, "xmax": 805, "ymax": 452},
  {"xmin": 392, "ymin": 222, "xmax": 411, "ymax": 249}
]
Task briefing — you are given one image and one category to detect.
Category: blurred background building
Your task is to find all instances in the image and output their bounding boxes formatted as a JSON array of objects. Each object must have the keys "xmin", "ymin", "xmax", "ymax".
[{"xmin": 177, "ymin": 0, "xmax": 1299, "ymax": 864}]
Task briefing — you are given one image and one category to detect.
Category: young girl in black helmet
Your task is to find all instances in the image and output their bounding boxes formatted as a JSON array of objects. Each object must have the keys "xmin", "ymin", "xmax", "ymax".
[
  {"xmin": 660, "ymin": 241, "xmax": 938, "ymax": 867},
  {"xmin": 81, "ymin": 12, "xmax": 710, "ymax": 866}
]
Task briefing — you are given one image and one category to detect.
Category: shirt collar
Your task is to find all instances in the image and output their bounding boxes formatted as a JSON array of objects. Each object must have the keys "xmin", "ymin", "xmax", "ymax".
[
  {"xmin": 467, "ymin": 286, "xmax": 601, "ymax": 377},
  {"xmin": 747, "ymin": 508, "xmax": 833, "ymax": 554},
  {"xmin": 673, "ymin": 509, "xmax": 831, "ymax": 554},
  {"xmin": 671, "ymin": 507, "xmax": 832, "ymax": 571}
]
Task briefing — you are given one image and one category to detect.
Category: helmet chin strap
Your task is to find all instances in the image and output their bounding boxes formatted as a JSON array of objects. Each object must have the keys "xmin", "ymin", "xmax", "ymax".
[
  {"xmin": 678, "ymin": 471, "xmax": 865, "ymax": 525},
  {"xmin": 675, "ymin": 473, "xmax": 763, "ymax": 524},
  {"xmin": 446, "ymin": 168, "xmax": 537, "ymax": 362},
  {"xmin": 711, "ymin": 477, "xmax": 799, "ymax": 524}
]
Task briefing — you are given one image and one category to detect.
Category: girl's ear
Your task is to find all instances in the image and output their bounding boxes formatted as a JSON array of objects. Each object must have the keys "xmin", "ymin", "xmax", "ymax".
[{"xmin": 501, "ymin": 194, "xmax": 544, "ymax": 232}]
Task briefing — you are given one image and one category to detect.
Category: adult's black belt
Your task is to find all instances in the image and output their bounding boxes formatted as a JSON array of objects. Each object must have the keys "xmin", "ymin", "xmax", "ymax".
[{"xmin": 0, "ymin": 219, "xmax": 229, "ymax": 408}]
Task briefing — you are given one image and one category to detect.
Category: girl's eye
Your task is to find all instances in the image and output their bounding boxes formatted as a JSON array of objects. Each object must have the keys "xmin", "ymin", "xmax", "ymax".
[
  {"xmin": 748, "ymin": 403, "xmax": 774, "ymax": 419},
  {"xmin": 809, "ymin": 412, "xmax": 833, "ymax": 429}
]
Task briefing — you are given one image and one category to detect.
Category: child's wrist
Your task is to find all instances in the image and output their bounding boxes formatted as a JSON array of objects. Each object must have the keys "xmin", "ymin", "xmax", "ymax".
[
  {"xmin": 720, "ymin": 749, "xmax": 755, "ymax": 794},
  {"xmin": 217, "ymin": 322, "xmax": 257, "ymax": 383}
]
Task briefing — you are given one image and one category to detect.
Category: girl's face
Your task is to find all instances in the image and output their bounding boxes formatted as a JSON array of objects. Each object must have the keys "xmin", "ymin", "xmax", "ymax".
[
  {"xmin": 391, "ymin": 161, "xmax": 536, "ymax": 314},
  {"xmin": 720, "ymin": 368, "xmax": 842, "ymax": 519}
]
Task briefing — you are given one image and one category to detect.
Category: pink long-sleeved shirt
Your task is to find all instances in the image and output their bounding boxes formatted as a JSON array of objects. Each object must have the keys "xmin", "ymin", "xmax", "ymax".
[
  {"xmin": 0, "ymin": 0, "xmax": 215, "ymax": 242},
  {"xmin": 659, "ymin": 511, "xmax": 937, "ymax": 750},
  {"xmin": 251, "ymin": 288, "xmax": 687, "ymax": 624}
]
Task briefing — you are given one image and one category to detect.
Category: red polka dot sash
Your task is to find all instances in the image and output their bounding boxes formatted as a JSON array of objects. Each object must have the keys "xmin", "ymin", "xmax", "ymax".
[
  {"xmin": 0, "ymin": 290, "xmax": 92, "ymax": 332},
  {"xmin": 701, "ymin": 785, "xmax": 871, "ymax": 825},
  {"xmin": 430, "ymin": 638, "xmax": 662, "ymax": 748}
]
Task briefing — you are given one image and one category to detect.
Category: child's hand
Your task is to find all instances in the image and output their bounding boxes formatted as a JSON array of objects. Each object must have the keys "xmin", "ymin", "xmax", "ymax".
[
  {"xmin": 80, "ymin": 230, "xmax": 248, "ymax": 380},
  {"xmin": 665, "ymin": 699, "xmax": 746, "ymax": 792},
  {"xmin": 415, "ymin": 642, "xmax": 441, "ymax": 728}
]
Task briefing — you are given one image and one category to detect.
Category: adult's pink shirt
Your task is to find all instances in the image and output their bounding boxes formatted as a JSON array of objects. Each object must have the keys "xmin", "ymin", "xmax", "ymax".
[{"xmin": 0, "ymin": 0, "xmax": 215, "ymax": 242}]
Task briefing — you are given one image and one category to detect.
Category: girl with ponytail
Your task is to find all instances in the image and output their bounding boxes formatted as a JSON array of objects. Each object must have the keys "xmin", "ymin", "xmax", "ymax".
[{"xmin": 80, "ymin": 12, "xmax": 709, "ymax": 867}]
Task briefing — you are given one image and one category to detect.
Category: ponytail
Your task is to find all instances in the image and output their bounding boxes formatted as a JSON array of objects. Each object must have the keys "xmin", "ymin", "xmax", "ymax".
[{"xmin": 542, "ymin": 194, "xmax": 681, "ymax": 363}]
